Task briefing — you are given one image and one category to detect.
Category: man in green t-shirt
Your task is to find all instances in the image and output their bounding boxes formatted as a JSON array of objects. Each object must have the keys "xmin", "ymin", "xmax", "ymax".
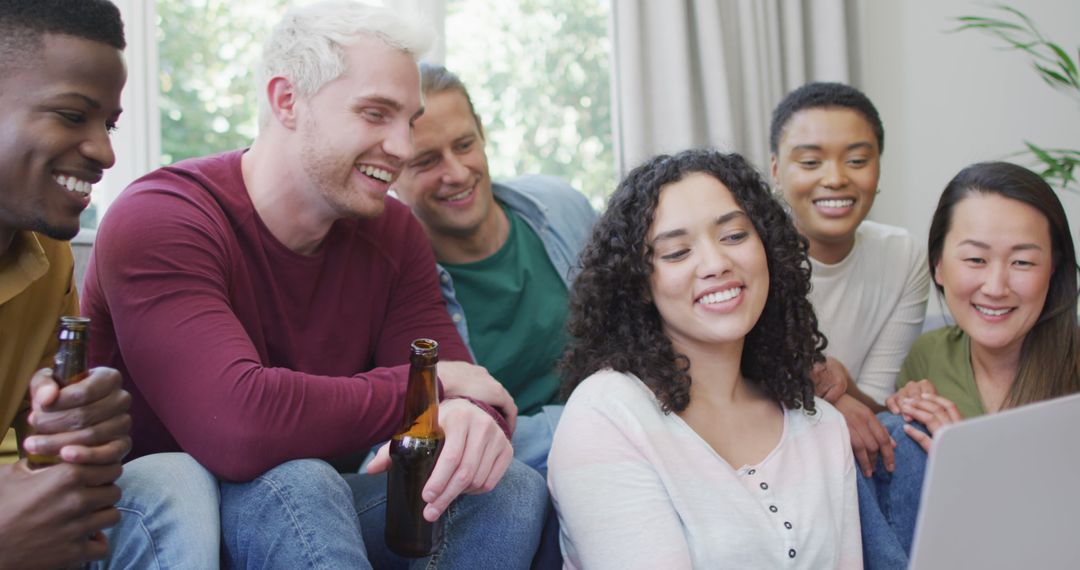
[{"xmin": 393, "ymin": 63, "xmax": 597, "ymax": 474}]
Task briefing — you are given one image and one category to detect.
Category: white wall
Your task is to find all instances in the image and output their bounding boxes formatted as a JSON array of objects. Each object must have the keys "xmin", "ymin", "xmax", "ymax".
[{"xmin": 855, "ymin": 0, "xmax": 1080, "ymax": 314}]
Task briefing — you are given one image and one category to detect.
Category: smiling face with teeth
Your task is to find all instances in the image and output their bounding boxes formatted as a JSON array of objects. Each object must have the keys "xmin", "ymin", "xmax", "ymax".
[
  {"xmin": 648, "ymin": 172, "xmax": 769, "ymax": 357},
  {"xmin": 770, "ymin": 107, "xmax": 880, "ymax": 264},
  {"xmin": 0, "ymin": 33, "xmax": 125, "ymax": 247},
  {"xmin": 935, "ymin": 193, "xmax": 1053, "ymax": 357},
  {"xmin": 291, "ymin": 36, "xmax": 421, "ymax": 223},
  {"xmin": 393, "ymin": 90, "xmax": 501, "ymax": 262}
]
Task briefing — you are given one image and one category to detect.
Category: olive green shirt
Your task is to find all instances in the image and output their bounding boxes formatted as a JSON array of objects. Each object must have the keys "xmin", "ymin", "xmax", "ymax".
[{"xmin": 897, "ymin": 325, "xmax": 987, "ymax": 419}]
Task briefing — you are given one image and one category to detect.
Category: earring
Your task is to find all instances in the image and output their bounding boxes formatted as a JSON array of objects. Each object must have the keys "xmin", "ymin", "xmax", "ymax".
[{"xmin": 876, "ymin": 188, "xmax": 882, "ymax": 195}]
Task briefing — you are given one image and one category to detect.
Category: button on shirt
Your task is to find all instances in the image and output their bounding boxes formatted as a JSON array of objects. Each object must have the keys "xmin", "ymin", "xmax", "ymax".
[{"xmin": 549, "ymin": 370, "xmax": 863, "ymax": 569}]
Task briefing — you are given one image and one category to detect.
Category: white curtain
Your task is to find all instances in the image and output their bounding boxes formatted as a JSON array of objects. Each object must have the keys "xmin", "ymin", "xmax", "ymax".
[{"xmin": 610, "ymin": 0, "xmax": 854, "ymax": 175}]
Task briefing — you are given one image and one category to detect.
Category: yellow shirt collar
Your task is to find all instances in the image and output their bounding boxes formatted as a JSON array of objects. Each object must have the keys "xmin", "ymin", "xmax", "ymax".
[{"xmin": 0, "ymin": 232, "xmax": 49, "ymax": 305}]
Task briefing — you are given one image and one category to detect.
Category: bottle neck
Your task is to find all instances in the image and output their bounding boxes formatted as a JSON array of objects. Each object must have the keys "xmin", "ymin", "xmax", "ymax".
[
  {"xmin": 53, "ymin": 333, "xmax": 89, "ymax": 386},
  {"xmin": 399, "ymin": 360, "xmax": 441, "ymax": 437}
]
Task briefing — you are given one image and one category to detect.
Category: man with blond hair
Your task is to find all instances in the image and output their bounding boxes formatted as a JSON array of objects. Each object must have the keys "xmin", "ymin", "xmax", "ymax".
[{"xmin": 84, "ymin": 1, "xmax": 547, "ymax": 566}]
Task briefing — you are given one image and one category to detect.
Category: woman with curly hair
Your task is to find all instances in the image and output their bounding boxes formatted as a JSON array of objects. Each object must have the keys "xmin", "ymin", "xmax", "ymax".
[{"xmin": 547, "ymin": 149, "xmax": 862, "ymax": 569}]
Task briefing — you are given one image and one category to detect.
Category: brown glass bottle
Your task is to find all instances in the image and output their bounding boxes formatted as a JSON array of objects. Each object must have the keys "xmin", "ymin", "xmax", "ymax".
[
  {"xmin": 385, "ymin": 338, "xmax": 445, "ymax": 557},
  {"xmin": 28, "ymin": 316, "xmax": 91, "ymax": 469}
]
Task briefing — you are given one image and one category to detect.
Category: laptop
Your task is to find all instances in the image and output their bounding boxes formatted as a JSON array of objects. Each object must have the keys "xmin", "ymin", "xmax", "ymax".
[{"xmin": 908, "ymin": 392, "xmax": 1080, "ymax": 569}]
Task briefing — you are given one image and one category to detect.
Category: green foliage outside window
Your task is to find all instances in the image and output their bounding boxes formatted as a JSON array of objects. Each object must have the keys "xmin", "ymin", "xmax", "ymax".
[
  {"xmin": 157, "ymin": 0, "xmax": 289, "ymax": 165},
  {"xmin": 156, "ymin": 0, "xmax": 614, "ymax": 204},
  {"xmin": 446, "ymin": 0, "xmax": 614, "ymax": 205}
]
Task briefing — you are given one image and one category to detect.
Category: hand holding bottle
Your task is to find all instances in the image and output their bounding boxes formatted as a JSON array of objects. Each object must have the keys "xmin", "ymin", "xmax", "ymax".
[
  {"xmin": 369, "ymin": 399, "xmax": 514, "ymax": 520},
  {"xmin": 23, "ymin": 366, "xmax": 131, "ymax": 465}
]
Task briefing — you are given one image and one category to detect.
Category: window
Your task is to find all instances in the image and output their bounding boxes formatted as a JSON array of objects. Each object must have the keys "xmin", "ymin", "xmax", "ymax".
[
  {"xmin": 157, "ymin": 0, "xmax": 292, "ymax": 166},
  {"xmin": 445, "ymin": 0, "xmax": 613, "ymax": 205},
  {"xmin": 88, "ymin": 0, "xmax": 613, "ymax": 231}
]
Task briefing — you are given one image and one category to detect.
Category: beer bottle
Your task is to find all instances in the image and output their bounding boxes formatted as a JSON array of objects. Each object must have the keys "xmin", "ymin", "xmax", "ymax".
[
  {"xmin": 385, "ymin": 338, "xmax": 445, "ymax": 557},
  {"xmin": 27, "ymin": 316, "xmax": 92, "ymax": 469}
]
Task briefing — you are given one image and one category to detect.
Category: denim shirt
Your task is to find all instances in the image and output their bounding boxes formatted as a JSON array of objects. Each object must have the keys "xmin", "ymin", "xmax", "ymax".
[{"xmin": 437, "ymin": 175, "xmax": 598, "ymax": 358}]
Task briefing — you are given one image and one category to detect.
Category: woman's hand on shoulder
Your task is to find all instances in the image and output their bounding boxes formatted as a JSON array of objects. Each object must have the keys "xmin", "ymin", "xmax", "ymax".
[
  {"xmin": 811, "ymin": 356, "xmax": 851, "ymax": 404},
  {"xmin": 885, "ymin": 379, "xmax": 939, "ymax": 420},
  {"xmin": 896, "ymin": 393, "xmax": 963, "ymax": 453},
  {"xmin": 835, "ymin": 393, "xmax": 896, "ymax": 477}
]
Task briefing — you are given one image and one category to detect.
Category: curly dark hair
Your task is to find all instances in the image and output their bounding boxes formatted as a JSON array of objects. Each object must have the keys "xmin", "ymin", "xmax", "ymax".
[{"xmin": 561, "ymin": 149, "xmax": 826, "ymax": 413}]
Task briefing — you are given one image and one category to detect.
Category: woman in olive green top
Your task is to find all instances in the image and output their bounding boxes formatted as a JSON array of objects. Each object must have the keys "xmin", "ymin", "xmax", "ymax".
[
  {"xmin": 858, "ymin": 161, "xmax": 1080, "ymax": 569},
  {"xmin": 892, "ymin": 326, "xmax": 988, "ymax": 419},
  {"xmin": 887, "ymin": 161, "xmax": 1080, "ymax": 442}
]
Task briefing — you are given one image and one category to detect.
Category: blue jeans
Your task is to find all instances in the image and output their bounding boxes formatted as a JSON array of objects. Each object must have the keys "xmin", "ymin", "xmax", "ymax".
[
  {"xmin": 512, "ymin": 405, "xmax": 563, "ymax": 477},
  {"xmin": 93, "ymin": 453, "xmax": 221, "ymax": 569},
  {"xmin": 223, "ymin": 457, "xmax": 547, "ymax": 569},
  {"xmin": 511, "ymin": 405, "xmax": 564, "ymax": 570},
  {"xmin": 858, "ymin": 412, "xmax": 929, "ymax": 570}
]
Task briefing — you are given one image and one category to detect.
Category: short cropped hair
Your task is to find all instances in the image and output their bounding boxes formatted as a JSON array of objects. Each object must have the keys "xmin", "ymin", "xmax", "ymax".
[
  {"xmin": 418, "ymin": 61, "xmax": 485, "ymax": 138},
  {"xmin": 0, "ymin": 0, "xmax": 125, "ymax": 77},
  {"xmin": 256, "ymin": 0, "xmax": 432, "ymax": 128},
  {"xmin": 768, "ymin": 82, "xmax": 884, "ymax": 155}
]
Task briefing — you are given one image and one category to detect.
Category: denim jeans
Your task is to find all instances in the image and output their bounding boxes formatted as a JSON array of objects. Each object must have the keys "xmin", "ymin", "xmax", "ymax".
[
  {"xmin": 511, "ymin": 405, "xmax": 564, "ymax": 570},
  {"xmin": 343, "ymin": 459, "xmax": 548, "ymax": 569},
  {"xmin": 220, "ymin": 458, "xmax": 368, "ymax": 568},
  {"xmin": 99, "ymin": 453, "xmax": 547, "ymax": 569},
  {"xmin": 512, "ymin": 405, "xmax": 563, "ymax": 476},
  {"xmin": 858, "ymin": 412, "xmax": 929, "ymax": 570},
  {"xmin": 93, "ymin": 452, "xmax": 221, "ymax": 569},
  {"xmin": 218, "ymin": 455, "xmax": 544, "ymax": 565}
]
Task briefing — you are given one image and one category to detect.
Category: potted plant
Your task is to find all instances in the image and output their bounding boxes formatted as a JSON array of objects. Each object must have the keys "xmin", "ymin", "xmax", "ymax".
[{"xmin": 954, "ymin": 4, "xmax": 1080, "ymax": 191}]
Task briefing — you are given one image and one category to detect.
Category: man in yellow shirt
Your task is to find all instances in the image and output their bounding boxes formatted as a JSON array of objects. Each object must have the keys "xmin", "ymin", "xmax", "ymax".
[{"xmin": 0, "ymin": 1, "xmax": 132, "ymax": 568}]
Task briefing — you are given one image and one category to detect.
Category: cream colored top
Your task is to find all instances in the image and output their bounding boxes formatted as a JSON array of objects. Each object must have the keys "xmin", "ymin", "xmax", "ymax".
[
  {"xmin": 809, "ymin": 221, "xmax": 930, "ymax": 404},
  {"xmin": 548, "ymin": 370, "xmax": 862, "ymax": 569}
]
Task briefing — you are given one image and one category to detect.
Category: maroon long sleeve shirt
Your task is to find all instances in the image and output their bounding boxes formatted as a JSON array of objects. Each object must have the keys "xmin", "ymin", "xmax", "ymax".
[{"xmin": 82, "ymin": 150, "xmax": 474, "ymax": 481}]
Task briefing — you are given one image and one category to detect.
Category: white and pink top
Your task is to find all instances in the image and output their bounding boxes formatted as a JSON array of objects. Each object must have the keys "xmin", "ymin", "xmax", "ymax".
[{"xmin": 548, "ymin": 370, "xmax": 862, "ymax": 569}]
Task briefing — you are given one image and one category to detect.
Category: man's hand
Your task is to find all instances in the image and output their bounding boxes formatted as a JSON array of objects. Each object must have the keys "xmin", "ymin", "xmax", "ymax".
[
  {"xmin": 835, "ymin": 393, "xmax": 896, "ymax": 477},
  {"xmin": 24, "ymin": 367, "xmax": 132, "ymax": 465},
  {"xmin": 367, "ymin": 398, "xmax": 513, "ymax": 522},
  {"xmin": 437, "ymin": 361, "xmax": 518, "ymax": 432},
  {"xmin": 885, "ymin": 379, "xmax": 939, "ymax": 421},
  {"xmin": 896, "ymin": 393, "xmax": 963, "ymax": 453},
  {"xmin": 0, "ymin": 460, "xmax": 123, "ymax": 569},
  {"xmin": 811, "ymin": 356, "xmax": 851, "ymax": 404}
]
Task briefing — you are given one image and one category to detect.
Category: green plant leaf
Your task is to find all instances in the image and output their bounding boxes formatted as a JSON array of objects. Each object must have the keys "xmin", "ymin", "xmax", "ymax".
[
  {"xmin": 1023, "ymin": 141, "xmax": 1080, "ymax": 191},
  {"xmin": 955, "ymin": 5, "xmax": 1080, "ymax": 192},
  {"xmin": 999, "ymin": 4, "xmax": 1041, "ymax": 34},
  {"xmin": 1026, "ymin": 141, "xmax": 1054, "ymax": 162},
  {"xmin": 951, "ymin": 16, "xmax": 1022, "ymax": 31},
  {"xmin": 1035, "ymin": 63, "xmax": 1071, "ymax": 87},
  {"xmin": 1048, "ymin": 42, "xmax": 1079, "ymax": 80}
]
